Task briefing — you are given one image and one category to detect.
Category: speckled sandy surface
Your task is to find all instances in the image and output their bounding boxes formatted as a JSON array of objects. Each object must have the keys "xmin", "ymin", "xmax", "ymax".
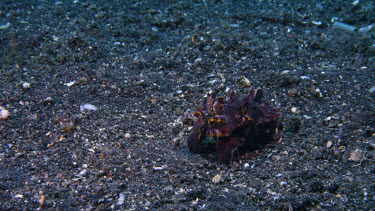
[{"xmin": 1, "ymin": 0, "xmax": 375, "ymax": 210}]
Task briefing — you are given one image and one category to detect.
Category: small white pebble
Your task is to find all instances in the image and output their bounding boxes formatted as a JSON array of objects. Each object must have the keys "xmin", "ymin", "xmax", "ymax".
[
  {"xmin": 291, "ymin": 107, "xmax": 299, "ymax": 114},
  {"xmin": 0, "ymin": 109, "xmax": 9, "ymax": 120},
  {"xmin": 212, "ymin": 174, "xmax": 223, "ymax": 184},
  {"xmin": 22, "ymin": 82, "xmax": 31, "ymax": 89},
  {"xmin": 125, "ymin": 133, "xmax": 131, "ymax": 139}
]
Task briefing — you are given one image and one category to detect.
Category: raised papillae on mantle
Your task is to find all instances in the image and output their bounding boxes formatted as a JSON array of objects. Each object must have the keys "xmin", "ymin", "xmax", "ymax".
[{"xmin": 187, "ymin": 88, "xmax": 280, "ymax": 164}]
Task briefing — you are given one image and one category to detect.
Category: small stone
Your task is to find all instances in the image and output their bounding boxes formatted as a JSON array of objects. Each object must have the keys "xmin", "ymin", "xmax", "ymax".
[
  {"xmin": 80, "ymin": 104, "xmax": 97, "ymax": 111},
  {"xmin": 291, "ymin": 107, "xmax": 299, "ymax": 114},
  {"xmin": 64, "ymin": 81, "xmax": 75, "ymax": 87},
  {"xmin": 248, "ymin": 177, "xmax": 263, "ymax": 189},
  {"xmin": 212, "ymin": 174, "xmax": 224, "ymax": 184},
  {"xmin": 0, "ymin": 108, "xmax": 9, "ymax": 120},
  {"xmin": 144, "ymin": 200, "xmax": 151, "ymax": 206},
  {"xmin": 42, "ymin": 97, "xmax": 53, "ymax": 105},
  {"xmin": 308, "ymin": 87, "xmax": 323, "ymax": 98},
  {"xmin": 61, "ymin": 122, "xmax": 74, "ymax": 133},
  {"xmin": 312, "ymin": 20, "xmax": 322, "ymax": 25},
  {"xmin": 135, "ymin": 80, "xmax": 145, "ymax": 85},
  {"xmin": 194, "ymin": 57, "xmax": 202, "ymax": 63},
  {"xmin": 38, "ymin": 191, "xmax": 45, "ymax": 206},
  {"xmin": 80, "ymin": 77, "xmax": 88, "ymax": 83},
  {"xmin": 287, "ymin": 89, "xmax": 299, "ymax": 97},
  {"xmin": 338, "ymin": 145, "xmax": 346, "ymax": 153},
  {"xmin": 175, "ymin": 108, "xmax": 184, "ymax": 116},
  {"xmin": 77, "ymin": 169, "xmax": 87, "ymax": 177},
  {"xmin": 117, "ymin": 193, "xmax": 125, "ymax": 205},
  {"xmin": 15, "ymin": 194, "xmax": 24, "ymax": 198},
  {"xmin": 326, "ymin": 141, "xmax": 333, "ymax": 148},
  {"xmin": 153, "ymin": 165, "xmax": 167, "ymax": 171},
  {"xmin": 22, "ymin": 82, "xmax": 31, "ymax": 89},
  {"xmin": 125, "ymin": 133, "xmax": 131, "ymax": 139},
  {"xmin": 280, "ymin": 181, "xmax": 287, "ymax": 186},
  {"xmin": 349, "ymin": 148, "xmax": 363, "ymax": 162},
  {"xmin": 238, "ymin": 76, "xmax": 251, "ymax": 87},
  {"xmin": 172, "ymin": 137, "xmax": 181, "ymax": 146}
]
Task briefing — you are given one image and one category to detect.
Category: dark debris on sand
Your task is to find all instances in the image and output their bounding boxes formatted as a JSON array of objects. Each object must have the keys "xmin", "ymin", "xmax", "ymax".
[{"xmin": 1, "ymin": 0, "xmax": 375, "ymax": 210}]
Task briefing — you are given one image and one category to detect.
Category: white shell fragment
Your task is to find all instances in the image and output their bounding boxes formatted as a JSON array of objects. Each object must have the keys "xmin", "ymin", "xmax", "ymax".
[
  {"xmin": 64, "ymin": 81, "xmax": 76, "ymax": 87},
  {"xmin": 80, "ymin": 104, "xmax": 98, "ymax": 111},
  {"xmin": 153, "ymin": 165, "xmax": 168, "ymax": 170},
  {"xmin": 117, "ymin": 193, "xmax": 125, "ymax": 205},
  {"xmin": 0, "ymin": 22, "xmax": 10, "ymax": 29},
  {"xmin": 312, "ymin": 21, "xmax": 322, "ymax": 25}
]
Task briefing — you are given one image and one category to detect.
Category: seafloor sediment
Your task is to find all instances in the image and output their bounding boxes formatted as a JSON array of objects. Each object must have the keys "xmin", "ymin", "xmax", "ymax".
[{"xmin": 0, "ymin": 0, "xmax": 374, "ymax": 210}]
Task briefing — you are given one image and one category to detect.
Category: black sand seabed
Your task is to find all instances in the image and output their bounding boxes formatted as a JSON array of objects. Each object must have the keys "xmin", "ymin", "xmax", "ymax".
[{"xmin": 1, "ymin": 0, "xmax": 375, "ymax": 210}]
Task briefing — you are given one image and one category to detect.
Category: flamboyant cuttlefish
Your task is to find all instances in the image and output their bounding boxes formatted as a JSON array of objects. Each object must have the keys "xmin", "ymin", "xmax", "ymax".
[{"xmin": 187, "ymin": 88, "xmax": 280, "ymax": 164}]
